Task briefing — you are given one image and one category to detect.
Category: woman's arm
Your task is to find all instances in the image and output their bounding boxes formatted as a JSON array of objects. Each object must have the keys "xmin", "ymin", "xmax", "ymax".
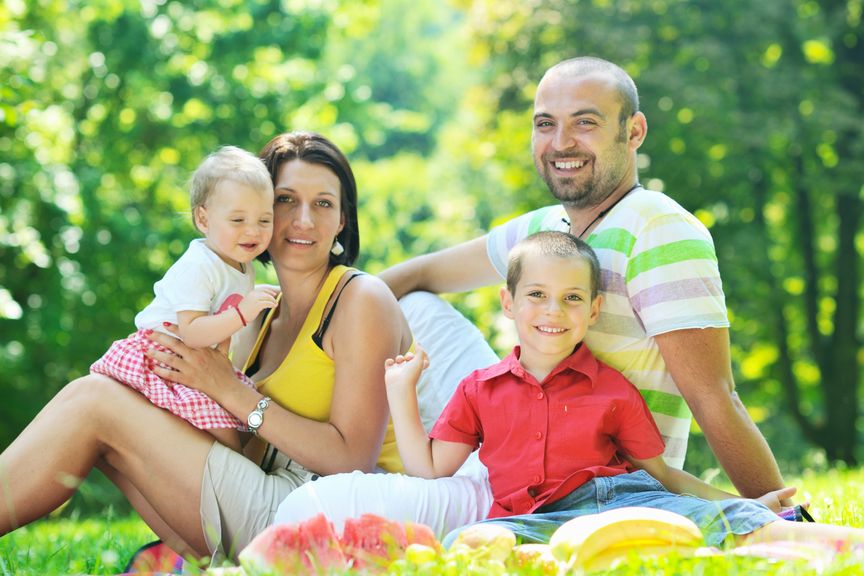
[{"xmin": 148, "ymin": 274, "xmax": 410, "ymax": 476}]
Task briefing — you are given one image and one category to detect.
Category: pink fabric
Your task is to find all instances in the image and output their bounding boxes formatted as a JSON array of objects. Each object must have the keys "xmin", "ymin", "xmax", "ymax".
[{"xmin": 90, "ymin": 329, "xmax": 254, "ymax": 429}]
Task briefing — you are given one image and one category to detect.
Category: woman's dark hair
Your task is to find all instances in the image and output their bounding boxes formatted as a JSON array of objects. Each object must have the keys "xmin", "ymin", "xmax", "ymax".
[{"xmin": 257, "ymin": 131, "xmax": 359, "ymax": 266}]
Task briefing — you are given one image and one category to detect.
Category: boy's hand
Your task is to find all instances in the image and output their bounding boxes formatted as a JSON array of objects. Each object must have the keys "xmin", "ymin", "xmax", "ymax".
[
  {"xmin": 238, "ymin": 287, "xmax": 280, "ymax": 322},
  {"xmin": 755, "ymin": 486, "xmax": 798, "ymax": 512},
  {"xmin": 384, "ymin": 343, "xmax": 429, "ymax": 396}
]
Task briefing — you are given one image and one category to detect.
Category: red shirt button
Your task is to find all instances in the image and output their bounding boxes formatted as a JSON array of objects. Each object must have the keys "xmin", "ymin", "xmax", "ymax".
[
  {"xmin": 535, "ymin": 431, "xmax": 543, "ymax": 440},
  {"xmin": 536, "ymin": 392, "xmax": 544, "ymax": 400}
]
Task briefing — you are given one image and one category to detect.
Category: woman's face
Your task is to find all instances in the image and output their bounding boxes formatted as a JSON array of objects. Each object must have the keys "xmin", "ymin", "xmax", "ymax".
[{"xmin": 268, "ymin": 159, "xmax": 345, "ymax": 271}]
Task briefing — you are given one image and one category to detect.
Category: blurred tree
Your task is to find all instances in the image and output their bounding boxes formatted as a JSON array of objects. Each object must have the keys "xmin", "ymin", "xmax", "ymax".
[
  {"xmin": 0, "ymin": 0, "xmax": 324, "ymax": 449},
  {"xmin": 0, "ymin": 0, "xmax": 478, "ymax": 455},
  {"xmin": 2, "ymin": 0, "xmax": 861, "ymax": 490}
]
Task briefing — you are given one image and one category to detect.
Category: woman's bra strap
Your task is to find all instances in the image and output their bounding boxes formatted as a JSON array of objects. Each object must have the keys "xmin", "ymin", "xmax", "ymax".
[{"xmin": 312, "ymin": 272, "xmax": 365, "ymax": 349}]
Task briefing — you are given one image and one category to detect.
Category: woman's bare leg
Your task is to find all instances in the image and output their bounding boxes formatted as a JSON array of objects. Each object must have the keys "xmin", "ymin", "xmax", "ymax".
[
  {"xmin": 0, "ymin": 374, "xmax": 215, "ymax": 556},
  {"xmin": 740, "ymin": 519, "xmax": 864, "ymax": 549},
  {"xmin": 97, "ymin": 460, "xmax": 196, "ymax": 557},
  {"xmin": 208, "ymin": 428, "xmax": 242, "ymax": 453}
]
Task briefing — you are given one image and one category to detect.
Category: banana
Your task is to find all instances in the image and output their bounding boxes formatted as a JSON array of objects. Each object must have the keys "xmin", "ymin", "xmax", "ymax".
[
  {"xmin": 582, "ymin": 541, "xmax": 702, "ymax": 571},
  {"xmin": 549, "ymin": 506, "xmax": 703, "ymax": 567}
]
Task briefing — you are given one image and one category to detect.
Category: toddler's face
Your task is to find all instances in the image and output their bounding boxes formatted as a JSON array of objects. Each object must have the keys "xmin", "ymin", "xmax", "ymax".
[
  {"xmin": 196, "ymin": 180, "xmax": 274, "ymax": 271},
  {"xmin": 502, "ymin": 253, "xmax": 600, "ymax": 361}
]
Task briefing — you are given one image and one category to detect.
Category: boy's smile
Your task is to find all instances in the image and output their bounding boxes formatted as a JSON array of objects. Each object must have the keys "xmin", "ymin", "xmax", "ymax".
[{"xmin": 501, "ymin": 253, "xmax": 601, "ymax": 382}]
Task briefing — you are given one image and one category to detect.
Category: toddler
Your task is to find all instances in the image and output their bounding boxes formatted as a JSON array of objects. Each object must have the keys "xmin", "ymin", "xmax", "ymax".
[{"xmin": 91, "ymin": 146, "xmax": 278, "ymax": 451}]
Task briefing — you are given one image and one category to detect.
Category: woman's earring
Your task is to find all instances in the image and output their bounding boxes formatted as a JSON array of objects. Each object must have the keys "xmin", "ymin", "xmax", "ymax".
[{"xmin": 330, "ymin": 239, "xmax": 344, "ymax": 256}]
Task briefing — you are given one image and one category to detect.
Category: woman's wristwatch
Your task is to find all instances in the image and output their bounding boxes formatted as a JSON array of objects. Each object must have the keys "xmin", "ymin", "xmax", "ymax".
[{"xmin": 247, "ymin": 396, "xmax": 271, "ymax": 435}]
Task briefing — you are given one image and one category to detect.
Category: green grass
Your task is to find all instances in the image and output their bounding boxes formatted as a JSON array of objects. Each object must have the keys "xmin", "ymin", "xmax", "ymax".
[
  {"xmin": 1, "ymin": 468, "xmax": 863, "ymax": 575},
  {"xmin": 0, "ymin": 516, "xmax": 156, "ymax": 575}
]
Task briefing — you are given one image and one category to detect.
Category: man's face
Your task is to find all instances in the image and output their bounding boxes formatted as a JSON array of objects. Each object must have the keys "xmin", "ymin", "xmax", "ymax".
[{"xmin": 531, "ymin": 71, "xmax": 634, "ymax": 209}]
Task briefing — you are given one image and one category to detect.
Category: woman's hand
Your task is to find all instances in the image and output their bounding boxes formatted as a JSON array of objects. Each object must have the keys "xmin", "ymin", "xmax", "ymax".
[{"xmin": 144, "ymin": 329, "xmax": 239, "ymax": 400}]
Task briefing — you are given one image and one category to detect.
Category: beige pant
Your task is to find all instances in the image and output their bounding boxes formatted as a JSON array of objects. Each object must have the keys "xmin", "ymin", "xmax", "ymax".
[{"xmin": 199, "ymin": 441, "xmax": 317, "ymax": 561}]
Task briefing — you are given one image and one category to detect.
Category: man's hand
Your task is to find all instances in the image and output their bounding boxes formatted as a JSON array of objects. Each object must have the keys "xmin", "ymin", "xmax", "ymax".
[{"xmin": 755, "ymin": 486, "xmax": 799, "ymax": 513}]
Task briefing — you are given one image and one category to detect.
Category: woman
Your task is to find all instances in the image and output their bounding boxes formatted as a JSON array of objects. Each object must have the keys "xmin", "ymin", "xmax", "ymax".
[{"xmin": 0, "ymin": 132, "xmax": 412, "ymax": 561}]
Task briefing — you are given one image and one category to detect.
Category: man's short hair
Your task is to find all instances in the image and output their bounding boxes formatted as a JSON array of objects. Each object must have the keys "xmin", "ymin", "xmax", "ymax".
[
  {"xmin": 189, "ymin": 146, "xmax": 273, "ymax": 232},
  {"xmin": 548, "ymin": 56, "xmax": 639, "ymax": 123},
  {"xmin": 506, "ymin": 231, "xmax": 602, "ymax": 298}
]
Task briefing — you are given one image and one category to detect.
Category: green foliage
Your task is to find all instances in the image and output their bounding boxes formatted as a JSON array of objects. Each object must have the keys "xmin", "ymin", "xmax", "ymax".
[
  {"xmin": 0, "ymin": 0, "xmax": 476, "ymax": 450},
  {"xmin": 1, "ymin": 0, "xmax": 862, "ymax": 490}
]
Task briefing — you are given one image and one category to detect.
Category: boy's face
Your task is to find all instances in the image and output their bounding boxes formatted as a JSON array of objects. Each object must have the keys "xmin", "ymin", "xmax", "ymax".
[
  {"xmin": 195, "ymin": 179, "xmax": 274, "ymax": 271},
  {"xmin": 501, "ymin": 253, "xmax": 601, "ymax": 362}
]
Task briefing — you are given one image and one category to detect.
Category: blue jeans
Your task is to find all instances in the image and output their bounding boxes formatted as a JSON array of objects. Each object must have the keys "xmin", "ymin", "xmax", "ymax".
[{"xmin": 443, "ymin": 470, "xmax": 779, "ymax": 548}]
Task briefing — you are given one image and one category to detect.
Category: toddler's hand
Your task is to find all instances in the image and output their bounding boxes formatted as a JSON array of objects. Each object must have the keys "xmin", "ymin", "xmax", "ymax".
[
  {"xmin": 384, "ymin": 344, "xmax": 429, "ymax": 394},
  {"xmin": 238, "ymin": 287, "xmax": 280, "ymax": 321}
]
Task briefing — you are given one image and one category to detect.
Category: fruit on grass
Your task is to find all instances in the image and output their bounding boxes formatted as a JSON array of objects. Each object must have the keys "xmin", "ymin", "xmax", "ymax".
[
  {"xmin": 451, "ymin": 523, "xmax": 517, "ymax": 562},
  {"xmin": 511, "ymin": 543, "xmax": 559, "ymax": 574},
  {"xmin": 405, "ymin": 543, "xmax": 439, "ymax": 564},
  {"xmin": 238, "ymin": 513, "xmax": 439, "ymax": 574},
  {"xmin": 341, "ymin": 513, "xmax": 439, "ymax": 570},
  {"xmin": 549, "ymin": 507, "xmax": 703, "ymax": 568},
  {"xmin": 238, "ymin": 513, "xmax": 345, "ymax": 575},
  {"xmin": 582, "ymin": 542, "xmax": 702, "ymax": 571}
]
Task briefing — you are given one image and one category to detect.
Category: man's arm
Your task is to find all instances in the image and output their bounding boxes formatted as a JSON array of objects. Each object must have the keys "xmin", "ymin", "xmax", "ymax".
[
  {"xmin": 631, "ymin": 454, "xmax": 795, "ymax": 512},
  {"xmin": 655, "ymin": 327, "xmax": 789, "ymax": 502},
  {"xmin": 378, "ymin": 236, "xmax": 501, "ymax": 298}
]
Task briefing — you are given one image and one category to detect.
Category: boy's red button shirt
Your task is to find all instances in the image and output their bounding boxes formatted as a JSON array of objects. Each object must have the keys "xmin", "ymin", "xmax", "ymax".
[{"xmin": 430, "ymin": 343, "xmax": 666, "ymax": 518}]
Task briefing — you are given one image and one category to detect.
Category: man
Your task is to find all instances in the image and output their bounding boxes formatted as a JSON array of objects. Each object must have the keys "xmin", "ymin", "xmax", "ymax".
[{"xmin": 379, "ymin": 56, "xmax": 787, "ymax": 500}]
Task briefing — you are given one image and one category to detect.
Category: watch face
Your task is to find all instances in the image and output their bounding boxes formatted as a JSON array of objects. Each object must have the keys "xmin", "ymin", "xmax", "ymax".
[{"xmin": 248, "ymin": 412, "xmax": 264, "ymax": 428}]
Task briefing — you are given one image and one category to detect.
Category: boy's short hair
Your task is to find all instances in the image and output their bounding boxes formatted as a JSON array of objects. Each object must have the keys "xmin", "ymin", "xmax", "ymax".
[
  {"xmin": 189, "ymin": 146, "xmax": 273, "ymax": 231},
  {"xmin": 506, "ymin": 231, "xmax": 602, "ymax": 298}
]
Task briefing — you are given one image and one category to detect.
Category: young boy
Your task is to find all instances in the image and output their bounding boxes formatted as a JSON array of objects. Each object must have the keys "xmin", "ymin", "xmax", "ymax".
[
  {"xmin": 91, "ymin": 146, "xmax": 278, "ymax": 451},
  {"xmin": 385, "ymin": 231, "xmax": 864, "ymax": 549}
]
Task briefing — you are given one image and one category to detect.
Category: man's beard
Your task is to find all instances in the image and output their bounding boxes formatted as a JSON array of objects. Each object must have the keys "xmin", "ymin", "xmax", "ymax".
[
  {"xmin": 541, "ymin": 167, "xmax": 609, "ymax": 209},
  {"xmin": 537, "ymin": 154, "xmax": 622, "ymax": 209}
]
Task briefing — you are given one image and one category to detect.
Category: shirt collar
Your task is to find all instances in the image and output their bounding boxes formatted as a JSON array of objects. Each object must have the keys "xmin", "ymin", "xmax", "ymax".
[{"xmin": 474, "ymin": 343, "xmax": 600, "ymax": 387}]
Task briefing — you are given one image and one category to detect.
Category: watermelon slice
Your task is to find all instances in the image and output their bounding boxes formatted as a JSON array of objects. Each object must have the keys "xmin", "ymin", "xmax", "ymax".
[
  {"xmin": 239, "ymin": 513, "xmax": 346, "ymax": 575},
  {"xmin": 340, "ymin": 514, "xmax": 439, "ymax": 571}
]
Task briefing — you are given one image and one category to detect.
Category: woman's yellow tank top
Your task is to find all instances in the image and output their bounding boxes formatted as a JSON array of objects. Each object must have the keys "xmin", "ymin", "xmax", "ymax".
[{"xmin": 242, "ymin": 265, "xmax": 403, "ymax": 473}]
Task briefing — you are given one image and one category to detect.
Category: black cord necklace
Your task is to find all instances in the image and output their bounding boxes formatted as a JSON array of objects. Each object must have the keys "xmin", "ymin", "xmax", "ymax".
[{"xmin": 564, "ymin": 183, "xmax": 642, "ymax": 238}]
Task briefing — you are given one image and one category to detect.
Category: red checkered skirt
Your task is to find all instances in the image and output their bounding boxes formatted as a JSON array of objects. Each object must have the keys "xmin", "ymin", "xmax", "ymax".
[{"xmin": 90, "ymin": 329, "xmax": 254, "ymax": 430}]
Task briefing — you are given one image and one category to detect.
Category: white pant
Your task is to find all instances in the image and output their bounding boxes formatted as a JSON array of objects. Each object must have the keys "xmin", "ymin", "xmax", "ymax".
[{"xmin": 272, "ymin": 292, "xmax": 497, "ymax": 538}]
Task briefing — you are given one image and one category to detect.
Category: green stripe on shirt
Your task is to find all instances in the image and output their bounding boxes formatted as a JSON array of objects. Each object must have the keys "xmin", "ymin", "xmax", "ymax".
[
  {"xmin": 528, "ymin": 207, "xmax": 555, "ymax": 235},
  {"xmin": 587, "ymin": 227, "xmax": 636, "ymax": 255},
  {"xmin": 640, "ymin": 389, "xmax": 692, "ymax": 419},
  {"xmin": 626, "ymin": 239, "xmax": 717, "ymax": 283}
]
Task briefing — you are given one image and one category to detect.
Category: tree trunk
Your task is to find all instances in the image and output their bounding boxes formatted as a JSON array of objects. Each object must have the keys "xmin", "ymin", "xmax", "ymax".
[{"xmin": 820, "ymin": 191, "xmax": 861, "ymax": 464}]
